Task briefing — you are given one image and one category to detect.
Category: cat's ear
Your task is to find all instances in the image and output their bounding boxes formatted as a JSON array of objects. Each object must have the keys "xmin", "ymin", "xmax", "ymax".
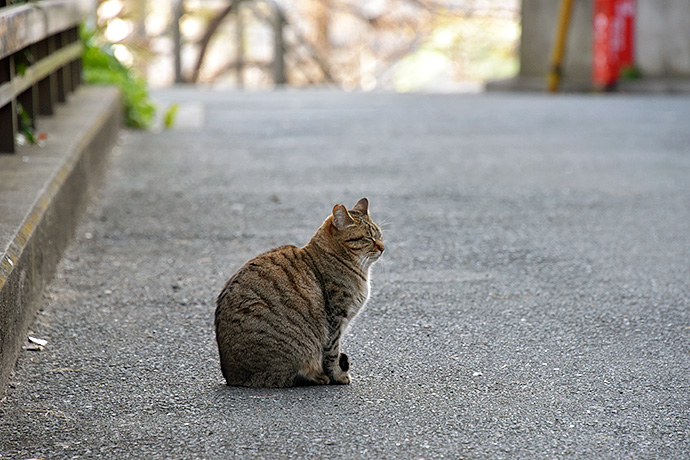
[
  {"xmin": 351, "ymin": 197, "xmax": 369, "ymax": 216},
  {"xmin": 332, "ymin": 204, "xmax": 355, "ymax": 230}
]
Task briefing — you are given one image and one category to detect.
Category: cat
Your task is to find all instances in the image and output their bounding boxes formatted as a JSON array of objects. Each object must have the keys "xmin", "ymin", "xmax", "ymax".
[{"xmin": 215, "ymin": 198, "xmax": 384, "ymax": 388}]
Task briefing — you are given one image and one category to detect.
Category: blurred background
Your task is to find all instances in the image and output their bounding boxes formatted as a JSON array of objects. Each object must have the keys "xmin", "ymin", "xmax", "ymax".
[{"xmin": 92, "ymin": 0, "xmax": 520, "ymax": 92}]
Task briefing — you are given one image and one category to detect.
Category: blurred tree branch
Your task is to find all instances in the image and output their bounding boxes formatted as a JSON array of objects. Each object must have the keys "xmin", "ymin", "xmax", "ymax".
[
  {"xmin": 190, "ymin": 2, "xmax": 238, "ymax": 83},
  {"xmin": 97, "ymin": 0, "xmax": 518, "ymax": 88}
]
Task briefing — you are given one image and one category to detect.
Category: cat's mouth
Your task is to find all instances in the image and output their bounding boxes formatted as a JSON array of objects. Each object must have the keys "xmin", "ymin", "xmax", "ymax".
[{"xmin": 369, "ymin": 246, "xmax": 384, "ymax": 260}]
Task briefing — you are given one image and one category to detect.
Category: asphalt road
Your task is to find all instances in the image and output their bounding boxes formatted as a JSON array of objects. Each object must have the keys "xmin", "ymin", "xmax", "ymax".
[{"xmin": 1, "ymin": 89, "xmax": 689, "ymax": 459}]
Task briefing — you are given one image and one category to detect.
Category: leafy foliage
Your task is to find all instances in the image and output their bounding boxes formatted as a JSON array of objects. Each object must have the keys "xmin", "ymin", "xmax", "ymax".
[
  {"xmin": 163, "ymin": 103, "xmax": 180, "ymax": 130},
  {"xmin": 17, "ymin": 103, "xmax": 38, "ymax": 145},
  {"xmin": 80, "ymin": 26, "xmax": 156, "ymax": 129}
]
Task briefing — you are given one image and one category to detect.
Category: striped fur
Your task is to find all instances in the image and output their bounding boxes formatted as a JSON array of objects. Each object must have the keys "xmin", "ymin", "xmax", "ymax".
[{"xmin": 215, "ymin": 198, "xmax": 384, "ymax": 388}]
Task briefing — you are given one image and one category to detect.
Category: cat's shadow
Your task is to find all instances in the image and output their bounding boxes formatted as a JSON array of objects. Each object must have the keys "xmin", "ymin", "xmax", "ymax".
[{"xmin": 209, "ymin": 381, "xmax": 347, "ymax": 403}]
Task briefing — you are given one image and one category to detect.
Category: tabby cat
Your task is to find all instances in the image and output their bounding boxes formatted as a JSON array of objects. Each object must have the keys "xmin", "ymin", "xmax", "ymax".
[{"xmin": 215, "ymin": 198, "xmax": 384, "ymax": 388}]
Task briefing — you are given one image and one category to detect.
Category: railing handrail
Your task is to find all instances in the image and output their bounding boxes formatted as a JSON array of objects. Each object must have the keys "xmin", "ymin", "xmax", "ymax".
[
  {"xmin": 0, "ymin": 0, "xmax": 90, "ymax": 61},
  {"xmin": 0, "ymin": 0, "xmax": 90, "ymax": 153},
  {"xmin": 0, "ymin": 41, "xmax": 82, "ymax": 110}
]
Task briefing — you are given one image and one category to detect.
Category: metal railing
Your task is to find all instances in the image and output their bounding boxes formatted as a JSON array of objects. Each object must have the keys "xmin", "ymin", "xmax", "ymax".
[{"xmin": 0, "ymin": 0, "xmax": 90, "ymax": 153}]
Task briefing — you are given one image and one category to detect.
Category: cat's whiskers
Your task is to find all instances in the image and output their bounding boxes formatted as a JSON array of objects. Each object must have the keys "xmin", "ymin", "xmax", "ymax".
[
  {"xmin": 374, "ymin": 256, "xmax": 390, "ymax": 279},
  {"xmin": 357, "ymin": 255, "xmax": 369, "ymax": 275},
  {"xmin": 377, "ymin": 220, "xmax": 391, "ymax": 234}
]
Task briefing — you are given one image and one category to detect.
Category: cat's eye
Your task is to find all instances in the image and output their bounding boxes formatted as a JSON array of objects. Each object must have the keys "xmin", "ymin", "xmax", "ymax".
[{"xmin": 364, "ymin": 237, "xmax": 384, "ymax": 252}]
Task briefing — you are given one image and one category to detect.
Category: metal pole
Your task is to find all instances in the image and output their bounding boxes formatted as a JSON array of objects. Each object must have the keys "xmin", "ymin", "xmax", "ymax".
[{"xmin": 547, "ymin": 0, "xmax": 574, "ymax": 93}]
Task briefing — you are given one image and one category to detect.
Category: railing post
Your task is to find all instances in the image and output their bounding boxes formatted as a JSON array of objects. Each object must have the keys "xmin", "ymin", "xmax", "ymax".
[
  {"xmin": 35, "ymin": 36, "xmax": 59, "ymax": 116},
  {"xmin": 56, "ymin": 32, "xmax": 69, "ymax": 102},
  {"xmin": 0, "ymin": 55, "xmax": 17, "ymax": 153},
  {"xmin": 69, "ymin": 28, "xmax": 82, "ymax": 89},
  {"xmin": 17, "ymin": 43, "xmax": 39, "ymax": 130}
]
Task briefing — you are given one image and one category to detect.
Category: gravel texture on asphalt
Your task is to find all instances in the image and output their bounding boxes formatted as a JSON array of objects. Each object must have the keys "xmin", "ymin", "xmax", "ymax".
[{"xmin": 1, "ymin": 89, "xmax": 689, "ymax": 459}]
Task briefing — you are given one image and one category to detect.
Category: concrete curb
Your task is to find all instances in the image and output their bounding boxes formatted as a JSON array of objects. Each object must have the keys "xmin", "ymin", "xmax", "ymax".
[
  {"xmin": 487, "ymin": 75, "xmax": 690, "ymax": 93},
  {"xmin": 0, "ymin": 86, "xmax": 121, "ymax": 395}
]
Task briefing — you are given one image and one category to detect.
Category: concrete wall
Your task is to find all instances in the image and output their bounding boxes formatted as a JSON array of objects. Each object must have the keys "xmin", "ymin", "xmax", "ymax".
[
  {"xmin": 515, "ymin": 0, "xmax": 690, "ymax": 89},
  {"xmin": 637, "ymin": 0, "xmax": 690, "ymax": 77}
]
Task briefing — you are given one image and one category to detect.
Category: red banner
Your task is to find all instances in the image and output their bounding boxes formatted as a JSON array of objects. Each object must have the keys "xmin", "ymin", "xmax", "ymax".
[{"xmin": 593, "ymin": 0, "xmax": 635, "ymax": 88}]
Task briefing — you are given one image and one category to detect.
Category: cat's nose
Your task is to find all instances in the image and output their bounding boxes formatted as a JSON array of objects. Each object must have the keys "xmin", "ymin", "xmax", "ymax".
[{"xmin": 375, "ymin": 240, "xmax": 385, "ymax": 253}]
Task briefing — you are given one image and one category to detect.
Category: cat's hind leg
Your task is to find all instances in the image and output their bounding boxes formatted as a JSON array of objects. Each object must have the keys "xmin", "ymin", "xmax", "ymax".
[
  {"xmin": 293, "ymin": 373, "xmax": 330, "ymax": 386},
  {"xmin": 295, "ymin": 354, "xmax": 330, "ymax": 386}
]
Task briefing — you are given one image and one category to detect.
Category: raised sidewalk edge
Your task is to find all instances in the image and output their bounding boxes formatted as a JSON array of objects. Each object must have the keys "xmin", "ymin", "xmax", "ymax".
[
  {"xmin": 0, "ymin": 86, "xmax": 122, "ymax": 395},
  {"xmin": 487, "ymin": 75, "xmax": 690, "ymax": 93}
]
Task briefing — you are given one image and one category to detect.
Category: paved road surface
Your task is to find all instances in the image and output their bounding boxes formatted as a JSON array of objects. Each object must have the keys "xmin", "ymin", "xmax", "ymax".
[{"xmin": 2, "ymin": 89, "xmax": 689, "ymax": 459}]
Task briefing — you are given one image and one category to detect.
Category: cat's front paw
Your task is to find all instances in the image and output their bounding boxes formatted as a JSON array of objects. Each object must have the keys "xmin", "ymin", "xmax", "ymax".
[{"xmin": 330, "ymin": 372, "xmax": 351, "ymax": 385}]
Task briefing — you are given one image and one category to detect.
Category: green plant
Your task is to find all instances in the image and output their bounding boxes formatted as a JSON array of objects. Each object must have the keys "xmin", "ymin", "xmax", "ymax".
[
  {"xmin": 15, "ymin": 49, "xmax": 34, "ymax": 77},
  {"xmin": 80, "ymin": 25, "xmax": 156, "ymax": 129},
  {"xmin": 620, "ymin": 65, "xmax": 642, "ymax": 80},
  {"xmin": 163, "ymin": 103, "xmax": 180, "ymax": 130},
  {"xmin": 16, "ymin": 103, "xmax": 37, "ymax": 145}
]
